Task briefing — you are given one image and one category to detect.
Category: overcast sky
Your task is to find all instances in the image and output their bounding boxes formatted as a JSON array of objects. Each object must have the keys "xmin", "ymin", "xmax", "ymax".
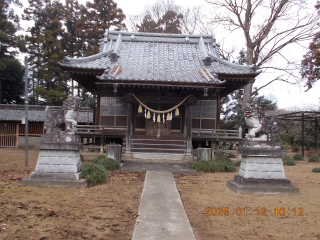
[{"xmin": 17, "ymin": 0, "xmax": 320, "ymax": 110}]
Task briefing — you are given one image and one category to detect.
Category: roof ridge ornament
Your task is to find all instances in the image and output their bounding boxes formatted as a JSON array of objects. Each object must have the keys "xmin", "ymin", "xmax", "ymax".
[
  {"xmin": 109, "ymin": 34, "xmax": 122, "ymax": 62},
  {"xmin": 199, "ymin": 37, "xmax": 213, "ymax": 66}
]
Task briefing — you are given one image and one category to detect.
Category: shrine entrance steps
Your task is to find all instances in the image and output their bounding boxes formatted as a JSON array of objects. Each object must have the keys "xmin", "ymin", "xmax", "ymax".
[{"xmin": 122, "ymin": 135, "xmax": 189, "ymax": 160}]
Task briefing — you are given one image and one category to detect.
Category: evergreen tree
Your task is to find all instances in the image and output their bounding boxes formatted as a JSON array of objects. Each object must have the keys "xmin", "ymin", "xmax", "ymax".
[
  {"xmin": 24, "ymin": 0, "xmax": 68, "ymax": 105},
  {"xmin": 86, "ymin": 0, "xmax": 126, "ymax": 54},
  {"xmin": 301, "ymin": 31, "xmax": 320, "ymax": 90},
  {"xmin": 1, "ymin": 58, "xmax": 24, "ymax": 104},
  {"xmin": 63, "ymin": 0, "xmax": 86, "ymax": 58},
  {"xmin": 221, "ymin": 88, "xmax": 278, "ymax": 132},
  {"xmin": 0, "ymin": 0, "xmax": 26, "ymax": 103},
  {"xmin": 136, "ymin": 9, "xmax": 183, "ymax": 34},
  {"xmin": 301, "ymin": 2, "xmax": 320, "ymax": 90},
  {"xmin": 23, "ymin": 0, "xmax": 47, "ymax": 104},
  {"xmin": 158, "ymin": 10, "xmax": 182, "ymax": 34},
  {"xmin": 136, "ymin": 14, "xmax": 160, "ymax": 33}
]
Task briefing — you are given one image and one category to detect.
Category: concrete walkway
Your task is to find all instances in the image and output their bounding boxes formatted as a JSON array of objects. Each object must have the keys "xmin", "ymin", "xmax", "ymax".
[{"xmin": 132, "ymin": 171, "xmax": 196, "ymax": 240}]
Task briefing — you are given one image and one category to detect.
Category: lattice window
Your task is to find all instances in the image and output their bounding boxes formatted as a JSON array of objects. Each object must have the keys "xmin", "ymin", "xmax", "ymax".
[{"xmin": 191, "ymin": 100, "xmax": 216, "ymax": 129}]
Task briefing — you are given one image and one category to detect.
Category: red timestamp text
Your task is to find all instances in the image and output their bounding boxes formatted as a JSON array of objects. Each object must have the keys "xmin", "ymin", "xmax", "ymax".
[{"xmin": 205, "ymin": 207, "xmax": 304, "ymax": 216}]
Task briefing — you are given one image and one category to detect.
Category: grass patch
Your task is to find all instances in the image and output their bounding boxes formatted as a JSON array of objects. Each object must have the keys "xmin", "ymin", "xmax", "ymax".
[
  {"xmin": 312, "ymin": 168, "xmax": 320, "ymax": 172},
  {"xmin": 82, "ymin": 163, "xmax": 108, "ymax": 185},
  {"xmin": 92, "ymin": 155, "xmax": 120, "ymax": 170},
  {"xmin": 293, "ymin": 154, "xmax": 303, "ymax": 161},
  {"xmin": 282, "ymin": 156, "xmax": 296, "ymax": 166},
  {"xmin": 308, "ymin": 156, "xmax": 320, "ymax": 162},
  {"xmin": 191, "ymin": 158, "xmax": 236, "ymax": 173}
]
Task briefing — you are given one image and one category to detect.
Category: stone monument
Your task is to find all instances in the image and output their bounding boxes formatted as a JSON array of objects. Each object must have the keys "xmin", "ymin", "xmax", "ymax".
[
  {"xmin": 21, "ymin": 96, "xmax": 87, "ymax": 187},
  {"xmin": 227, "ymin": 104, "xmax": 299, "ymax": 194}
]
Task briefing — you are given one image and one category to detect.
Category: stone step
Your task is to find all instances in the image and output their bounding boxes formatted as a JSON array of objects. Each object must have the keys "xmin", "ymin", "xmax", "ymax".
[
  {"xmin": 126, "ymin": 139, "xmax": 186, "ymax": 145},
  {"xmin": 128, "ymin": 148, "xmax": 186, "ymax": 154},
  {"xmin": 129, "ymin": 143, "xmax": 186, "ymax": 149}
]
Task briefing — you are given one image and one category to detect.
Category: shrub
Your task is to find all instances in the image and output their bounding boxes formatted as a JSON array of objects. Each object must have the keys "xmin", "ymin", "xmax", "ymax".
[
  {"xmin": 92, "ymin": 155, "xmax": 120, "ymax": 170},
  {"xmin": 312, "ymin": 168, "xmax": 320, "ymax": 172},
  {"xmin": 82, "ymin": 163, "xmax": 108, "ymax": 185},
  {"xmin": 282, "ymin": 156, "xmax": 295, "ymax": 166},
  {"xmin": 191, "ymin": 158, "xmax": 236, "ymax": 173},
  {"xmin": 293, "ymin": 154, "xmax": 303, "ymax": 161},
  {"xmin": 308, "ymin": 156, "xmax": 320, "ymax": 162},
  {"xmin": 92, "ymin": 155, "xmax": 107, "ymax": 162},
  {"xmin": 291, "ymin": 146, "xmax": 299, "ymax": 152},
  {"xmin": 235, "ymin": 161, "xmax": 241, "ymax": 167}
]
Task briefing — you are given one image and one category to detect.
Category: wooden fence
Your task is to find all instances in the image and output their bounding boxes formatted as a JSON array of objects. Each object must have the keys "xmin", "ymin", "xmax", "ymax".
[
  {"xmin": 0, "ymin": 123, "xmax": 44, "ymax": 148},
  {"xmin": 18, "ymin": 123, "xmax": 44, "ymax": 136},
  {"xmin": 0, "ymin": 123, "xmax": 19, "ymax": 148}
]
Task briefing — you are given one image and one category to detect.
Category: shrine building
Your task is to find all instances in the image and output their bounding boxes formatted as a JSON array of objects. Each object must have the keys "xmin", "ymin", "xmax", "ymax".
[{"xmin": 60, "ymin": 31, "xmax": 260, "ymax": 160}]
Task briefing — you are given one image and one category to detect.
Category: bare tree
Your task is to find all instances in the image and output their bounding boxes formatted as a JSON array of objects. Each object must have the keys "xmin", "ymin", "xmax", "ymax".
[
  {"xmin": 205, "ymin": 0, "xmax": 319, "ymax": 107},
  {"xmin": 127, "ymin": 0, "xmax": 205, "ymax": 35}
]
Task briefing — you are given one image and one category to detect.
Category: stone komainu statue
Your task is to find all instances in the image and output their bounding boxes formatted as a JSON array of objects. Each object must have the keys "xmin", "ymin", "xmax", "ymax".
[
  {"xmin": 244, "ymin": 103, "xmax": 278, "ymax": 140},
  {"xmin": 44, "ymin": 96, "xmax": 81, "ymax": 135}
]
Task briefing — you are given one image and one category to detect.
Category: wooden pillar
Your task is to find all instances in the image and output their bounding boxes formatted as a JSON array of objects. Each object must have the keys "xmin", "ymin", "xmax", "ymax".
[
  {"xmin": 126, "ymin": 102, "xmax": 132, "ymax": 153},
  {"xmin": 100, "ymin": 135, "xmax": 104, "ymax": 154},
  {"xmin": 186, "ymin": 104, "xmax": 192, "ymax": 154},
  {"xmin": 216, "ymin": 90, "xmax": 221, "ymax": 128},
  {"xmin": 94, "ymin": 94, "xmax": 100, "ymax": 125}
]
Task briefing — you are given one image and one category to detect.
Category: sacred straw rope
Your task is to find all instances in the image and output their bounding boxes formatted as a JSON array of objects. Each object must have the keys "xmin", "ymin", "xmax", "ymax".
[{"xmin": 128, "ymin": 93, "xmax": 193, "ymax": 114}]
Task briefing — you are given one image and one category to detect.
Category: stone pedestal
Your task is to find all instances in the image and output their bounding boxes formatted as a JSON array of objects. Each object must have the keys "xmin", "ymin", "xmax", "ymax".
[
  {"xmin": 227, "ymin": 140, "xmax": 298, "ymax": 194},
  {"xmin": 197, "ymin": 148, "xmax": 212, "ymax": 161},
  {"xmin": 239, "ymin": 156, "xmax": 286, "ymax": 179},
  {"xmin": 106, "ymin": 144, "xmax": 122, "ymax": 161},
  {"xmin": 21, "ymin": 132, "xmax": 87, "ymax": 188}
]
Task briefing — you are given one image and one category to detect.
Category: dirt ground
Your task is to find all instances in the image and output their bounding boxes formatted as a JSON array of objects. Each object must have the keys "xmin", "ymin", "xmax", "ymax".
[
  {"xmin": 0, "ymin": 149, "xmax": 145, "ymax": 240},
  {"xmin": 175, "ymin": 152, "xmax": 320, "ymax": 240},
  {"xmin": 1, "ymin": 149, "xmax": 320, "ymax": 240}
]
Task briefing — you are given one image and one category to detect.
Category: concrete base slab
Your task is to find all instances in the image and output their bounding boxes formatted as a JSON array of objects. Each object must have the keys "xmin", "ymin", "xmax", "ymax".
[
  {"xmin": 21, "ymin": 178, "xmax": 87, "ymax": 188},
  {"xmin": 132, "ymin": 171, "xmax": 196, "ymax": 240},
  {"xmin": 227, "ymin": 180, "xmax": 299, "ymax": 194},
  {"xmin": 121, "ymin": 162, "xmax": 197, "ymax": 174}
]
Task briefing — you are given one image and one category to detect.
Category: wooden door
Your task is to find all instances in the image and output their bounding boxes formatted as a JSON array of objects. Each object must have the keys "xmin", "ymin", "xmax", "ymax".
[{"xmin": 147, "ymin": 120, "xmax": 171, "ymax": 137}]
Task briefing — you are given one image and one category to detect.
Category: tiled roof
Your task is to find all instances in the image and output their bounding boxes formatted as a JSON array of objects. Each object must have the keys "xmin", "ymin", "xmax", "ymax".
[
  {"xmin": 0, "ymin": 105, "xmax": 93, "ymax": 124},
  {"xmin": 60, "ymin": 31, "xmax": 258, "ymax": 85}
]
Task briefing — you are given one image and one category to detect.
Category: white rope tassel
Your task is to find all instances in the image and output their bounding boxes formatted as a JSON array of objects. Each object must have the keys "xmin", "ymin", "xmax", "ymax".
[
  {"xmin": 153, "ymin": 113, "xmax": 155, "ymax": 122},
  {"xmin": 144, "ymin": 108, "xmax": 146, "ymax": 118},
  {"xmin": 163, "ymin": 113, "xmax": 165, "ymax": 123},
  {"xmin": 170, "ymin": 112, "xmax": 172, "ymax": 120}
]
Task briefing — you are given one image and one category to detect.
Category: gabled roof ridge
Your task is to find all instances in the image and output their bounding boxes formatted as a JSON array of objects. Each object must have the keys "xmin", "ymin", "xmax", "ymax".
[
  {"xmin": 207, "ymin": 51, "xmax": 257, "ymax": 72},
  {"xmin": 107, "ymin": 30, "xmax": 216, "ymax": 40},
  {"xmin": 62, "ymin": 48, "xmax": 114, "ymax": 64}
]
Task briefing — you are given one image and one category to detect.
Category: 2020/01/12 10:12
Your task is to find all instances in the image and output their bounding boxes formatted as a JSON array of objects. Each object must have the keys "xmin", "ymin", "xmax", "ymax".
[{"xmin": 205, "ymin": 207, "xmax": 304, "ymax": 216}]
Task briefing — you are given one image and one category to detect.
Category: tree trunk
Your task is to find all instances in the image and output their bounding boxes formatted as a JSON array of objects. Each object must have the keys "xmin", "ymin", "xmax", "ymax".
[
  {"xmin": 243, "ymin": 81, "xmax": 253, "ymax": 108},
  {"xmin": 242, "ymin": 46, "xmax": 255, "ymax": 107}
]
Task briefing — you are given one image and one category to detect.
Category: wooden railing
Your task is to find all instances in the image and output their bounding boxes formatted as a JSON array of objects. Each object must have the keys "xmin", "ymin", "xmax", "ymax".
[
  {"xmin": 19, "ymin": 123, "xmax": 44, "ymax": 136},
  {"xmin": 75, "ymin": 125, "xmax": 126, "ymax": 135},
  {"xmin": 192, "ymin": 127, "xmax": 242, "ymax": 140}
]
